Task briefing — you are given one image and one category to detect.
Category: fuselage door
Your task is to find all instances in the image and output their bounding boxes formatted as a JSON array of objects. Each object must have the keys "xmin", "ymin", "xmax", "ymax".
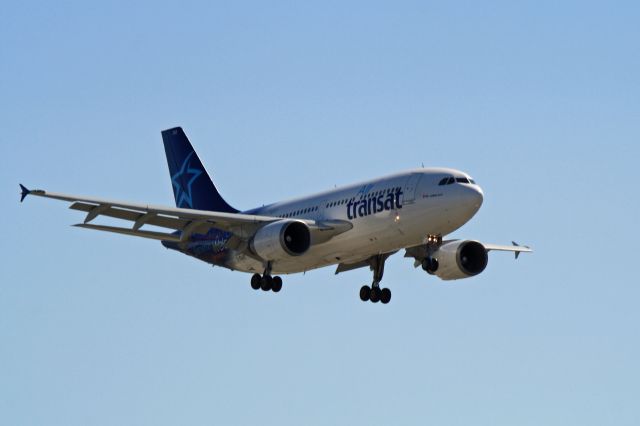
[{"xmin": 403, "ymin": 173, "xmax": 423, "ymax": 205}]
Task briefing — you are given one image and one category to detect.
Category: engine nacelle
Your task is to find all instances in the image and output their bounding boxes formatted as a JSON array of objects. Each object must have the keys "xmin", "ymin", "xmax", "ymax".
[
  {"xmin": 430, "ymin": 240, "xmax": 488, "ymax": 280},
  {"xmin": 250, "ymin": 220, "xmax": 311, "ymax": 261}
]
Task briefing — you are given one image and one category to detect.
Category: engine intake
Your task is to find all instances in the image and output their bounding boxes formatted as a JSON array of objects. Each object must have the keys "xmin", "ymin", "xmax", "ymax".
[
  {"xmin": 430, "ymin": 240, "xmax": 488, "ymax": 280},
  {"xmin": 250, "ymin": 220, "xmax": 311, "ymax": 261}
]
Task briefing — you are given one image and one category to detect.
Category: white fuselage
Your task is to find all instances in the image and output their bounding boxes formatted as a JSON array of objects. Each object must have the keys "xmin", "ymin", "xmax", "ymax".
[{"xmin": 229, "ymin": 168, "xmax": 484, "ymax": 274}]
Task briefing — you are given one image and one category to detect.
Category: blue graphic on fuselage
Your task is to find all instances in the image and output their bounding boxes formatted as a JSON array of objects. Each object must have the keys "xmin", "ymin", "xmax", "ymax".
[
  {"xmin": 171, "ymin": 151, "xmax": 203, "ymax": 209},
  {"xmin": 162, "ymin": 227, "xmax": 233, "ymax": 266}
]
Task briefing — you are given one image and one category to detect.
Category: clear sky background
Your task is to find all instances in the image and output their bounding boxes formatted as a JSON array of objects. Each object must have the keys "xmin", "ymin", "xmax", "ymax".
[{"xmin": 1, "ymin": 1, "xmax": 639, "ymax": 425}]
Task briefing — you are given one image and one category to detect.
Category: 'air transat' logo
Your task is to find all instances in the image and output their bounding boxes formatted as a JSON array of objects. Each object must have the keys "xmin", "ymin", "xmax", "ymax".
[
  {"xmin": 347, "ymin": 186, "xmax": 403, "ymax": 219},
  {"xmin": 171, "ymin": 151, "xmax": 203, "ymax": 208}
]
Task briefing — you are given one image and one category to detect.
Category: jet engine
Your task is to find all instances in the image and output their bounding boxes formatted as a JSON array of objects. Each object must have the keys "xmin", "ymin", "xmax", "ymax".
[
  {"xmin": 423, "ymin": 240, "xmax": 488, "ymax": 280},
  {"xmin": 250, "ymin": 220, "xmax": 311, "ymax": 261}
]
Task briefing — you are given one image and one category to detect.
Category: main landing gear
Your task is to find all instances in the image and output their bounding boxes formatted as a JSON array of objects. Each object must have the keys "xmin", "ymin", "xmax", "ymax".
[
  {"xmin": 250, "ymin": 262, "xmax": 283, "ymax": 293},
  {"xmin": 359, "ymin": 254, "xmax": 392, "ymax": 304}
]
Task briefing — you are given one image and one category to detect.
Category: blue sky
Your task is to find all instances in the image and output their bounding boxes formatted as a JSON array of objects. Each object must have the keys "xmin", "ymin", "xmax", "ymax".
[{"xmin": 2, "ymin": 1, "xmax": 639, "ymax": 425}]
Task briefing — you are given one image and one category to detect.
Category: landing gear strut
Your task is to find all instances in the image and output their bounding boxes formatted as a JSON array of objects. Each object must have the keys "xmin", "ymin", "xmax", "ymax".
[
  {"xmin": 250, "ymin": 261, "xmax": 283, "ymax": 293},
  {"xmin": 421, "ymin": 234, "xmax": 441, "ymax": 274},
  {"xmin": 359, "ymin": 254, "xmax": 392, "ymax": 304}
]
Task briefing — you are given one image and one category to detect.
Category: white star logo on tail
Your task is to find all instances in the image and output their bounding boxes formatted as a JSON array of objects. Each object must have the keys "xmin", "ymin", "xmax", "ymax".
[{"xmin": 171, "ymin": 151, "xmax": 202, "ymax": 208}]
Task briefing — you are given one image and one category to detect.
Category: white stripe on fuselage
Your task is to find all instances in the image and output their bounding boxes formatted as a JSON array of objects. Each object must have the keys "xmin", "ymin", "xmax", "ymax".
[{"xmin": 230, "ymin": 168, "xmax": 484, "ymax": 274}]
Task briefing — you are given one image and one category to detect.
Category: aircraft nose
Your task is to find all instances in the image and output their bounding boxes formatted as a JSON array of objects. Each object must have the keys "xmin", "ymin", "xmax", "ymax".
[
  {"xmin": 464, "ymin": 184, "xmax": 483, "ymax": 210},
  {"xmin": 472, "ymin": 185, "xmax": 483, "ymax": 207}
]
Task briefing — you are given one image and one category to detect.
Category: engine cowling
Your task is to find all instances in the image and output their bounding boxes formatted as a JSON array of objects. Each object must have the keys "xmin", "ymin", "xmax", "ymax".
[
  {"xmin": 250, "ymin": 220, "xmax": 311, "ymax": 261},
  {"xmin": 429, "ymin": 240, "xmax": 488, "ymax": 280}
]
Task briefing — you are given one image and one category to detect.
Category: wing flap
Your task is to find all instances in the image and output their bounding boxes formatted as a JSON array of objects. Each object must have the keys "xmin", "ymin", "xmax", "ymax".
[
  {"xmin": 70, "ymin": 202, "xmax": 189, "ymax": 230},
  {"xmin": 335, "ymin": 259, "xmax": 370, "ymax": 274},
  {"xmin": 73, "ymin": 224, "xmax": 181, "ymax": 242}
]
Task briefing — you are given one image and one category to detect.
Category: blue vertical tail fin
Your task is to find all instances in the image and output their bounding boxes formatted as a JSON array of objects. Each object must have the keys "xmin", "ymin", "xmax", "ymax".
[{"xmin": 162, "ymin": 127, "xmax": 238, "ymax": 213}]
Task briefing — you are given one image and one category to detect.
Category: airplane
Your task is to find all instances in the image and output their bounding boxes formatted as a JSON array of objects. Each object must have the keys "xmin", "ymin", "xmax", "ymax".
[{"xmin": 19, "ymin": 127, "xmax": 531, "ymax": 304}]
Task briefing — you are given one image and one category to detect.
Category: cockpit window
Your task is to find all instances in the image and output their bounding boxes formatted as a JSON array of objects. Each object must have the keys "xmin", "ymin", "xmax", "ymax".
[
  {"xmin": 456, "ymin": 177, "xmax": 470, "ymax": 184},
  {"xmin": 438, "ymin": 178, "xmax": 448, "ymax": 186},
  {"xmin": 447, "ymin": 177, "xmax": 455, "ymax": 185}
]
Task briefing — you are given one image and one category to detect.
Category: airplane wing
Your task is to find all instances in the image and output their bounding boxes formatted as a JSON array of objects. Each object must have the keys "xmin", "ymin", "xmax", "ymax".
[
  {"xmin": 405, "ymin": 239, "xmax": 532, "ymax": 262},
  {"xmin": 482, "ymin": 242, "xmax": 532, "ymax": 259},
  {"xmin": 19, "ymin": 184, "xmax": 351, "ymax": 243}
]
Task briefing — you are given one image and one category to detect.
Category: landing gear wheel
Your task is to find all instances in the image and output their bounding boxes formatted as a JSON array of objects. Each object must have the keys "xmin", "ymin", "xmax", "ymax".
[
  {"xmin": 380, "ymin": 288, "xmax": 391, "ymax": 304},
  {"xmin": 261, "ymin": 275, "xmax": 273, "ymax": 291},
  {"xmin": 422, "ymin": 257, "xmax": 439, "ymax": 274},
  {"xmin": 271, "ymin": 276, "xmax": 283, "ymax": 293},
  {"xmin": 370, "ymin": 287, "xmax": 381, "ymax": 303},
  {"xmin": 251, "ymin": 274, "xmax": 262, "ymax": 290},
  {"xmin": 359, "ymin": 285, "xmax": 371, "ymax": 302}
]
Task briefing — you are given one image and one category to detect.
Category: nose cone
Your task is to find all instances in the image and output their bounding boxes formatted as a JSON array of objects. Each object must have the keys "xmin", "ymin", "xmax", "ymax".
[
  {"xmin": 460, "ymin": 184, "xmax": 483, "ymax": 215},
  {"xmin": 470, "ymin": 185, "xmax": 484, "ymax": 209}
]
